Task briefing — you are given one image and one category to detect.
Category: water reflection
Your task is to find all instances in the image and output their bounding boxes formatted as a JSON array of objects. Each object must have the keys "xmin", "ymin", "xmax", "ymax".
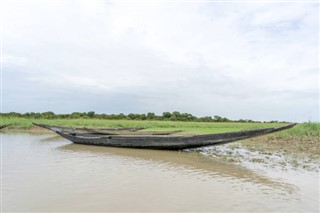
[{"xmin": 58, "ymin": 143, "xmax": 296, "ymax": 194}]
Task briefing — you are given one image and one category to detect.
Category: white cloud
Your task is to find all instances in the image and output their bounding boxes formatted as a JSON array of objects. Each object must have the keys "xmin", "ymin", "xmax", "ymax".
[{"xmin": 1, "ymin": 1, "xmax": 319, "ymax": 122}]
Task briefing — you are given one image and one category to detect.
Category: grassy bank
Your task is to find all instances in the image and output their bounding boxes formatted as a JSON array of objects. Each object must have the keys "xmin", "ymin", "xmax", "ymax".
[
  {"xmin": 2, "ymin": 117, "xmax": 319, "ymax": 162},
  {"xmin": 1, "ymin": 117, "xmax": 319, "ymax": 138}
]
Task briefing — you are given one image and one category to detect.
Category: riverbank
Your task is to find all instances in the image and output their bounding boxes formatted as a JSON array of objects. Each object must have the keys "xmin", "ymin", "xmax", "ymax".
[
  {"xmin": 2, "ymin": 118, "xmax": 319, "ymax": 162},
  {"xmin": 198, "ymin": 135, "xmax": 320, "ymax": 173}
]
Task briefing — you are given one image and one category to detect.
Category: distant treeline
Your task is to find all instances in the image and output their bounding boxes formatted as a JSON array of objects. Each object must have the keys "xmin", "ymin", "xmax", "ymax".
[{"xmin": 0, "ymin": 111, "xmax": 286, "ymax": 123}]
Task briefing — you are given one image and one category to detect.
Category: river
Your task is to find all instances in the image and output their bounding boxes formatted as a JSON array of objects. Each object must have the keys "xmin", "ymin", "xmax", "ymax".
[{"xmin": 2, "ymin": 132, "xmax": 319, "ymax": 212}]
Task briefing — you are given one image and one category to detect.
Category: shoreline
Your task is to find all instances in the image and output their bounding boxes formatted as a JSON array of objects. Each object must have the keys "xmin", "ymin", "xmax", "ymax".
[
  {"xmin": 2, "ymin": 128, "xmax": 318, "ymax": 173},
  {"xmin": 2, "ymin": 128, "xmax": 318, "ymax": 159}
]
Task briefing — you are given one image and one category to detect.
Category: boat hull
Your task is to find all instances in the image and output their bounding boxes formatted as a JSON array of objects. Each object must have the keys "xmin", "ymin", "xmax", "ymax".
[{"xmin": 55, "ymin": 123, "xmax": 296, "ymax": 150}]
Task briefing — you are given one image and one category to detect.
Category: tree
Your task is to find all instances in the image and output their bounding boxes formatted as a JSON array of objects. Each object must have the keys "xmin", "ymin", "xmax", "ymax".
[
  {"xmin": 147, "ymin": 112, "xmax": 155, "ymax": 120},
  {"xmin": 213, "ymin": 115, "xmax": 222, "ymax": 122},
  {"xmin": 41, "ymin": 111, "xmax": 55, "ymax": 119},
  {"xmin": 70, "ymin": 112, "xmax": 82, "ymax": 119},
  {"xmin": 128, "ymin": 113, "xmax": 135, "ymax": 120},
  {"xmin": 87, "ymin": 111, "xmax": 95, "ymax": 118},
  {"xmin": 118, "ymin": 113, "xmax": 126, "ymax": 119},
  {"xmin": 140, "ymin": 114, "xmax": 147, "ymax": 120},
  {"xmin": 162, "ymin": 112, "xmax": 171, "ymax": 120}
]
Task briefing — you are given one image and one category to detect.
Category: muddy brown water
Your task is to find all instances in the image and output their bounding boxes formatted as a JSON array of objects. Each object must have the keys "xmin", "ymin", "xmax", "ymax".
[{"xmin": 2, "ymin": 132, "xmax": 319, "ymax": 212}]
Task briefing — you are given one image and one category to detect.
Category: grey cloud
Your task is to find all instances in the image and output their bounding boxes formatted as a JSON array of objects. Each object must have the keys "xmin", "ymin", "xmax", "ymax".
[{"xmin": 1, "ymin": 2, "xmax": 319, "ymax": 122}]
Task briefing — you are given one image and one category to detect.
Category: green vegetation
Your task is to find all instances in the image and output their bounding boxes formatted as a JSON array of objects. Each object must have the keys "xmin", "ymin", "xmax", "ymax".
[
  {"xmin": 1, "ymin": 116, "xmax": 319, "ymax": 138},
  {"xmin": 1, "ymin": 115, "xmax": 318, "ymax": 159},
  {"xmin": 0, "ymin": 117, "xmax": 280, "ymax": 132},
  {"xmin": 1, "ymin": 111, "xmax": 285, "ymax": 123},
  {"xmin": 269, "ymin": 122, "xmax": 320, "ymax": 138},
  {"xmin": 1, "ymin": 111, "xmax": 318, "ymax": 138}
]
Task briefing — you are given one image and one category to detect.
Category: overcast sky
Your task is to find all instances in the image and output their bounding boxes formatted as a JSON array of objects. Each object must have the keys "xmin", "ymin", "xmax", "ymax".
[{"xmin": 1, "ymin": 1, "xmax": 319, "ymax": 122}]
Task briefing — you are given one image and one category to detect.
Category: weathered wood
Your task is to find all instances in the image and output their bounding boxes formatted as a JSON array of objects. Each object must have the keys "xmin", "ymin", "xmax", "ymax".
[
  {"xmin": 33, "ymin": 122, "xmax": 145, "ymax": 134},
  {"xmin": 55, "ymin": 123, "xmax": 297, "ymax": 150},
  {"xmin": 33, "ymin": 123, "xmax": 181, "ymax": 135}
]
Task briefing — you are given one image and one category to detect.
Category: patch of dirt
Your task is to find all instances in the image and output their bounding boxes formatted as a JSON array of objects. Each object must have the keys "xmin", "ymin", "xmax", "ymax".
[
  {"xmin": 242, "ymin": 136, "xmax": 320, "ymax": 159},
  {"xmin": 199, "ymin": 136, "xmax": 319, "ymax": 172}
]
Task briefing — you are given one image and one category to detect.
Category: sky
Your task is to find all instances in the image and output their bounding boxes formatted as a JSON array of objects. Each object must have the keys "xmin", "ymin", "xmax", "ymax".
[{"xmin": 0, "ymin": 1, "xmax": 319, "ymax": 122}]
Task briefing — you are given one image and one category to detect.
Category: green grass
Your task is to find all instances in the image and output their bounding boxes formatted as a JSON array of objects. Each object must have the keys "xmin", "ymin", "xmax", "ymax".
[
  {"xmin": 1, "ymin": 117, "xmax": 319, "ymax": 138},
  {"xmin": 272, "ymin": 122, "xmax": 320, "ymax": 138}
]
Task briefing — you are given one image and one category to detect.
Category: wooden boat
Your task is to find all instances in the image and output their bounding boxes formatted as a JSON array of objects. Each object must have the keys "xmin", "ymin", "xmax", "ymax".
[
  {"xmin": 54, "ymin": 123, "xmax": 296, "ymax": 150},
  {"xmin": 0, "ymin": 124, "xmax": 11, "ymax": 130},
  {"xmin": 32, "ymin": 123, "xmax": 180, "ymax": 135},
  {"xmin": 33, "ymin": 122, "xmax": 145, "ymax": 134}
]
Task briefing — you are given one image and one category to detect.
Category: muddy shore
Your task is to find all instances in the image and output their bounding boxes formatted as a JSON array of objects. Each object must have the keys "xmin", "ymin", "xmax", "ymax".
[
  {"xmin": 197, "ymin": 135, "xmax": 319, "ymax": 173},
  {"xmin": 3, "ymin": 125, "xmax": 319, "ymax": 173},
  {"xmin": 4, "ymin": 127, "xmax": 318, "ymax": 161},
  {"xmin": 245, "ymin": 136, "xmax": 319, "ymax": 158}
]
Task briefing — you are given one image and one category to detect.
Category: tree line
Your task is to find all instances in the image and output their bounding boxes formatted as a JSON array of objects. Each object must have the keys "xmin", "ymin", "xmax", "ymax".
[{"xmin": 0, "ymin": 111, "xmax": 284, "ymax": 123}]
